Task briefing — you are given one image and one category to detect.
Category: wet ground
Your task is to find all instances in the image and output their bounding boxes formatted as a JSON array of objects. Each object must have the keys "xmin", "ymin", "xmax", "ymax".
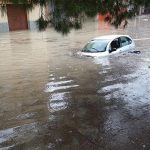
[{"xmin": 0, "ymin": 16, "xmax": 150, "ymax": 150}]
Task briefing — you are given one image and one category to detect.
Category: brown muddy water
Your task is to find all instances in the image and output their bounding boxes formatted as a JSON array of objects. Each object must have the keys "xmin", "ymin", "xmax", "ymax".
[{"xmin": 0, "ymin": 17, "xmax": 150, "ymax": 150}]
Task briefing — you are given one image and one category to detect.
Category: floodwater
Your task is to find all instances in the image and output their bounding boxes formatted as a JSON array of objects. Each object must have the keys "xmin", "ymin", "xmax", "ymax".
[{"xmin": 0, "ymin": 17, "xmax": 150, "ymax": 150}]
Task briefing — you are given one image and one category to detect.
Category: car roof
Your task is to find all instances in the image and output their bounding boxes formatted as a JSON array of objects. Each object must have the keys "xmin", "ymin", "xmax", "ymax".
[{"xmin": 93, "ymin": 35, "xmax": 130, "ymax": 40}]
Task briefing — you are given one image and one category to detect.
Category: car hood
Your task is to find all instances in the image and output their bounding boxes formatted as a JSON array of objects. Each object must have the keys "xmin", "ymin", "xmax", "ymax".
[{"xmin": 78, "ymin": 51, "xmax": 109, "ymax": 57}]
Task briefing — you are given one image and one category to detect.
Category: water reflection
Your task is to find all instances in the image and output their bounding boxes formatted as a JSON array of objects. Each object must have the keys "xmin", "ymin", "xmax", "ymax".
[
  {"xmin": 45, "ymin": 80, "xmax": 79, "ymax": 93},
  {"xmin": 99, "ymin": 62, "xmax": 150, "ymax": 108},
  {"xmin": 47, "ymin": 92, "xmax": 69, "ymax": 112}
]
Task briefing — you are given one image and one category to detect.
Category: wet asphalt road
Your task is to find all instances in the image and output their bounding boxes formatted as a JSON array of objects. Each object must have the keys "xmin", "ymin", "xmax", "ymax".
[{"xmin": 0, "ymin": 16, "xmax": 150, "ymax": 150}]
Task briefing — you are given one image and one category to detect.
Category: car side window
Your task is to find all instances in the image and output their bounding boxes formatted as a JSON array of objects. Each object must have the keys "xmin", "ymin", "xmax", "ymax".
[
  {"xmin": 127, "ymin": 37, "xmax": 132, "ymax": 44},
  {"xmin": 120, "ymin": 37, "xmax": 132, "ymax": 47},
  {"xmin": 109, "ymin": 38, "xmax": 120, "ymax": 53}
]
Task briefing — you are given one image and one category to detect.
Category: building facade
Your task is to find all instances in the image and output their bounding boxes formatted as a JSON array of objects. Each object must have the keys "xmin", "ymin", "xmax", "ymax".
[{"xmin": 0, "ymin": 3, "xmax": 41, "ymax": 32}]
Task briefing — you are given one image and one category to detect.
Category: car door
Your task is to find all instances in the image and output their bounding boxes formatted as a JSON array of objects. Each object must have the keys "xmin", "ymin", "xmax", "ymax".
[
  {"xmin": 119, "ymin": 36, "xmax": 131, "ymax": 52},
  {"xmin": 108, "ymin": 38, "xmax": 122, "ymax": 54}
]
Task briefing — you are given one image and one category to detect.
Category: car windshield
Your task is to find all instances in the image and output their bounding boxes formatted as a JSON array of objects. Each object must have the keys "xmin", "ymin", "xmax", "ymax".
[{"xmin": 82, "ymin": 39, "xmax": 109, "ymax": 53}]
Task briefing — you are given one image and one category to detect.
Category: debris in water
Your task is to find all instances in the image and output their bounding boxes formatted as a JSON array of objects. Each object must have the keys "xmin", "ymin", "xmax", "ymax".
[{"xmin": 129, "ymin": 50, "xmax": 141, "ymax": 54}]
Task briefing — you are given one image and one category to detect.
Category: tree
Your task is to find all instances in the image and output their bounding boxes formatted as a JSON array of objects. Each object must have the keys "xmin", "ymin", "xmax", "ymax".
[{"xmin": 1, "ymin": 0, "xmax": 150, "ymax": 34}]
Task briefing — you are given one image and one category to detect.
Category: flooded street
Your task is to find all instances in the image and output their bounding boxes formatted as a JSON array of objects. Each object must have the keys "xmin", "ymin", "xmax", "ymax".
[{"xmin": 0, "ymin": 17, "xmax": 150, "ymax": 150}]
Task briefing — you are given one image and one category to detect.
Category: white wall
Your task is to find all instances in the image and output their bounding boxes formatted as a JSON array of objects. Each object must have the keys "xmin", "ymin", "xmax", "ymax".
[
  {"xmin": 0, "ymin": 10, "xmax": 9, "ymax": 32},
  {"xmin": 28, "ymin": 6, "xmax": 40, "ymax": 21},
  {"xmin": 27, "ymin": 6, "xmax": 42, "ymax": 31}
]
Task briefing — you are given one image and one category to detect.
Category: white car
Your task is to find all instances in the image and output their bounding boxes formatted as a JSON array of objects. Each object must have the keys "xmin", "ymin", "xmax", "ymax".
[{"xmin": 79, "ymin": 35, "xmax": 135, "ymax": 57}]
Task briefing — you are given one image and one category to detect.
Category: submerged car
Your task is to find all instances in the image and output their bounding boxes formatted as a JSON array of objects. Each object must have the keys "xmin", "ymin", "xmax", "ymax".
[{"xmin": 79, "ymin": 35, "xmax": 135, "ymax": 57}]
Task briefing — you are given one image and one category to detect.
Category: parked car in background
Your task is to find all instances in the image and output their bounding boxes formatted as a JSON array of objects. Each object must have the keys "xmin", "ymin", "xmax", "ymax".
[{"xmin": 79, "ymin": 35, "xmax": 135, "ymax": 57}]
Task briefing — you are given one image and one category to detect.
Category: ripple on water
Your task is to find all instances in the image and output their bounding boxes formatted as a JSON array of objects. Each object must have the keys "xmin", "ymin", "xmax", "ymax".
[
  {"xmin": 16, "ymin": 112, "xmax": 37, "ymax": 120},
  {"xmin": 98, "ymin": 66, "xmax": 150, "ymax": 109},
  {"xmin": 0, "ymin": 122, "xmax": 43, "ymax": 149}
]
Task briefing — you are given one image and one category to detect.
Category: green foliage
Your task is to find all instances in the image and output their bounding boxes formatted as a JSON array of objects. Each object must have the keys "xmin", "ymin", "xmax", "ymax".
[
  {"xmin": 1, "ymin": 0, "xmax": 150, "ymax": 34},
  {"xmin": 36, "ymin": 16, "xmax": 48, "ymax": 31}
]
